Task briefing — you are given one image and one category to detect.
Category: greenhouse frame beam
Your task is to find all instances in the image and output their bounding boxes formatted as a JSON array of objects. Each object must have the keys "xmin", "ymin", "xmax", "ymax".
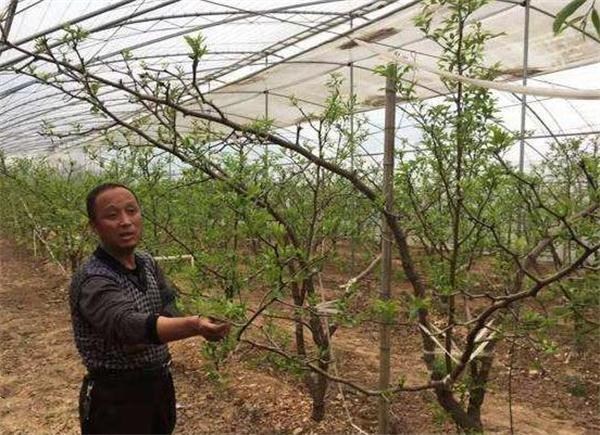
[
  {"xmin": 0, "ymin": 58, "xmax": 269, "ymax": 115},
  {"xmin": 514, "ymin": 94, "xmax": 560, "ymax": 147},
  {"xmin": 0, "ymin": 0, "xmax": 137, "ymax": 60},
  {"xmin": 0, "ymin": 0, "xmax": 363, "ymax": 101},
  {"xmin": 529, "ymin": 131, "xmax": 600, "ymax": 140},
  {"xmin": 0, "ymin": 0, "xmax": 183, "ymax": 69},
  {"xmin": 0, "ymin": 104, "xmax": 117, "ymax": 134},
  {"xmin": 94, "ymin": 0, "xmax": 361, "ymax": 67},
  {"xmin": 199, "ymin": 0, "xmax": 402, "ymax": 85},
  {"xmin": 123, "ymin": 10, "xmax": 352, "ymax": 26},
  {"xmin": 11, "ymin": 0, "xmax": 43, "ymax": 18},
  {"xmin": 101, "ymin": 50, "xmax": 283, "ymax": 62},
  {"xmin": 497, "ymin": 0, "xmax": 600, "ymax": 44}
]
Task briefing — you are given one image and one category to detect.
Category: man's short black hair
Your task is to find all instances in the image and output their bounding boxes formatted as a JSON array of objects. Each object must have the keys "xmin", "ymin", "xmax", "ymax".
[{"xmin": 86, "ymin": 183, "xmax": 139, "ymax": 221}]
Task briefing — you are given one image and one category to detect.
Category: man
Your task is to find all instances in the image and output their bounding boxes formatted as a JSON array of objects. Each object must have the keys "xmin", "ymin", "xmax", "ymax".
[{"xmin": 69, "ymin": 183, "xmax": 229, "ymax": 434}]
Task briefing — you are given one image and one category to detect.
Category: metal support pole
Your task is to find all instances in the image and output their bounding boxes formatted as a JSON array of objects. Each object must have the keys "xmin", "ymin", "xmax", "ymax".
[
  {"xmin": 516, "ymin": 0, "xmax": 530, "ymax": 241},
  {"xmin": 510, "ymin": 4, "xmax": 531, "ymax": 429},
  {"xmin": 349, "ymin": 15, "xmax": 357, "ymax": 273},
  {"xmin": 265, "ymin": 54, "xmax": 269, "ymax": 119},
  {"xmin": 32, "ymin": 229, "xmax": 37, "ymax": 258},
  {"xmin": 378, "ymin": 67, "xmax": 396, "ymax": 435},
  {"xmin": 264, "ymin": 89, "xmax": 269, "ymax": 118},
  {"xmin": 518, "ymin": 0, "xmax": 530, "ymax": 174},
  {"xmin": 264, "ymin": 54, "xmax": 269, "ymax": 162}
]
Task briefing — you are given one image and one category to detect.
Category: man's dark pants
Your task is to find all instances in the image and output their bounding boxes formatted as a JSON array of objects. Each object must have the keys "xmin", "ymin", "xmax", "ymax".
[{"xmin": 79, "ymin": 369, "xmax": 176, "ymax": 434}]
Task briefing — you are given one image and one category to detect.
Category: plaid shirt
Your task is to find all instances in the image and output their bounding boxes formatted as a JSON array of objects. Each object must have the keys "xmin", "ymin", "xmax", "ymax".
[{"xmin": 69, "ymin": 247, "xmax": 174, "ymax": 371}]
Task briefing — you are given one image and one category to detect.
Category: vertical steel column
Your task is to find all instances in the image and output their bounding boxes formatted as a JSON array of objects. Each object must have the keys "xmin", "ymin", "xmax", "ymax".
[
  {"xmin": 349, "ymin": 15, "xmax": 357, "ymax": 273},
  {"xmin": 265, "ymin": 54, "xmax": 269, "ymax": 118},
  {"xmin": 511, "ymin": 5, "xmax": 531, "ymax": 433},
  {"xmin": 264, "ymin": 54, "xmax": 269, "ymax": 161},
  {"xmin": 378, "ymin": 68, "xmax": 396, "ymax": 435},
  {"xmin": 519, "ymin": 0, "xmax": 531, "ymax": 174},
  {"xmin": 516, "ymin": 0, "xmax": 531, "ymax": 242}
]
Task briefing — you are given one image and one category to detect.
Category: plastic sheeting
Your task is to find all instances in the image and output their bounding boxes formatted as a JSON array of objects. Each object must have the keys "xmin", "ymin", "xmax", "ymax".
[
  {"xmin": 0, "ymin": 0, "xmax": 599, "ymax": 157},
  {"xmin": 205, "ymin": 1, "xmax": 600, "ymax": 128}
]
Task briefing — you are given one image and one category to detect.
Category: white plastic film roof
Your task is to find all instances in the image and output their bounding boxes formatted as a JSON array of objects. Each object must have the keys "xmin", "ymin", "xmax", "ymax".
[{"xmin": 0, "ymin": 0, "xmax": 599, "ymax": 157}]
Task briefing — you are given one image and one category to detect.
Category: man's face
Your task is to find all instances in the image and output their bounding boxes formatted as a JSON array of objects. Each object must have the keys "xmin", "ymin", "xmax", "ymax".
[{"xmin": 90, "ymin": 187, "xmax": 142, "ymax": 252}]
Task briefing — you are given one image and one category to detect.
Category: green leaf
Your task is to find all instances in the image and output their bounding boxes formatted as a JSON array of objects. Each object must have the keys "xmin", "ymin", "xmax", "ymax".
[
  {"xmin": 184, "ymin": 33, "xmax": 207, "ymax": 59},
  {"xmin": 120, "ymin": 48, "xmax": 133, "ymax": 61},
  {"xmin": 592, "ymin": 9, "xmax": 600, "ymax": 37},
  {"xmin": 553, "ymin": 0, "xmax": 587, "ymax": 35},
  {"xmin": 89, "ymin": 82, "xmax": 100, "ymax": 96},
  {"xmin": 408, "ymin": 295, "xmax": 431, "ymax": 320},
  {"xmin": 372, "ymin": 298, "xmax": 399, "ymax": 323}
]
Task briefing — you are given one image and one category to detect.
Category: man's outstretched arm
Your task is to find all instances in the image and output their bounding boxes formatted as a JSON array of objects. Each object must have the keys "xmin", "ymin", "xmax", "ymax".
[
  {"xmin": 156, "ymin": 315, "xmax": 230, "ymax": 343},
  {"xmin": 79, "ymin": 276, "xmax": 229, "ymax": 345}
]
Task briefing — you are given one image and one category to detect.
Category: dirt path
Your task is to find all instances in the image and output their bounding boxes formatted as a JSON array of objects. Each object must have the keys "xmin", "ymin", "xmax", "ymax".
[
  {"xmin": 0, "ymin": 240, "xmax": 82, "ymax": 434},
  {"xmin": 0, "ymin": 239, "xmax": 339, "ymax": 434},
  {"xmin": 0, "ymin": 238, "xmax": 597, "ymax": 434}
]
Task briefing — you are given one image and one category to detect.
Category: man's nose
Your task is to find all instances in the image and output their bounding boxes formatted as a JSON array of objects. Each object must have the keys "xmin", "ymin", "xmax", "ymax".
[{"xmin": 119, "ymin": 211, "xmax": 133, "ymax": 226}]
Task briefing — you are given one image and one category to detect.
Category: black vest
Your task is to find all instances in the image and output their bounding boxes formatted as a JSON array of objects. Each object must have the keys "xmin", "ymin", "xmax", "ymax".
[{"xmin": 69, "ymin": 250, "xmax": 170, "ymax": 371}]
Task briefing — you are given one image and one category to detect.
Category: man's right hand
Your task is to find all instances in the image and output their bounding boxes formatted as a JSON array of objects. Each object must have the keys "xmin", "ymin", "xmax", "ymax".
[{"xmin": 196, "ymin": 316, "xmax": 231, "ymax": 342}]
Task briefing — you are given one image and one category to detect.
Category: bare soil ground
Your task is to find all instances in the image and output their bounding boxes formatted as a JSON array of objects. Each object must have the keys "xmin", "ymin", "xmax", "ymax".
[{"xmin": 0, "ymin": 237, "xmax": 598, "ymax": 434}]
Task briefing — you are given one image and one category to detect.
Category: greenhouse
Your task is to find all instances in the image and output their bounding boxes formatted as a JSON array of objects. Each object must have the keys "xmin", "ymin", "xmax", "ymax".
[{"xmin": 0, "ymin": 0, "xmax": 598, "ymax": 434}]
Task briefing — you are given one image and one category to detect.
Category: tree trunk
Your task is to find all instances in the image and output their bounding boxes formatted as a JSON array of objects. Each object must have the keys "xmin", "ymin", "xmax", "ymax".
[
  {"xmin": 467, "ymin": 343, "xmax": 496, "ymax": 431},
  {"xmin": 296, "ymin": 276, "xmax": 331, "ymax": 422},
  {"xmin": 292, "ymin": 283, "xmax": 307, "ymax": 358},
  {"xmin": 310, "ymin": 368, "xmax": 329, "ymax": 421},
  {"xmin": 435, "ymin": 386, "xmax": 483, "ymax": 433}
]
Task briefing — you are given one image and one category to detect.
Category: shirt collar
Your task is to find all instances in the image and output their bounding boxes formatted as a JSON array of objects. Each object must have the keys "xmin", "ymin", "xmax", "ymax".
[{"xmin": 93, "ymin": 245, "xmax": 142, "ymax": 275}]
